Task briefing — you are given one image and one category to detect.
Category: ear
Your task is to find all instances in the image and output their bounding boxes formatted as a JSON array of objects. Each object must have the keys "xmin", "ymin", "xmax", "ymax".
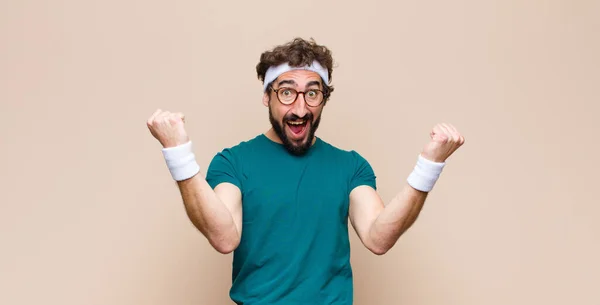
[{"xmin": 262, "ymin": 91, "xmax": 270, "ymax": 107}]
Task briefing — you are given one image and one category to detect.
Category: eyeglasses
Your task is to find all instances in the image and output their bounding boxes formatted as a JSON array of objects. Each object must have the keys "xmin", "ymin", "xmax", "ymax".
[{"xmin": 271, "ymin": 87, "xmax": 325, "ymax": 107}]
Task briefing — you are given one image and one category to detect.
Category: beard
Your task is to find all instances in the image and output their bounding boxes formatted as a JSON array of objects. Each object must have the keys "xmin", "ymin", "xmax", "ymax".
[{"xmin": 269, "ymin": 105, "xmax": 321, "ymax": 156}]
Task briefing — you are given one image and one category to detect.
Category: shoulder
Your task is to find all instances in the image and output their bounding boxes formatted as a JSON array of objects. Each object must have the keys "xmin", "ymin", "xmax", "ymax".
[
  {"xmin": 316, "ymin": 137, "xmax": 372, "ymax": 164},
  {"xmin": 317, "ymin": 138, "xmax": 377, "ymax": 189},
  {"xmin": 210, "ymin": 134, "xmax": 265, "ymax": 159},
  {"xmin": 205, "ymin": 134, "xmax": 265, "ymax": 189},
  {"xmin": 316, "ymin": 138, "xmax": 376, "ymax": 178},
  {"xmin": 207, "ymin": 134, "xmax": 268, "ymax": 171}
]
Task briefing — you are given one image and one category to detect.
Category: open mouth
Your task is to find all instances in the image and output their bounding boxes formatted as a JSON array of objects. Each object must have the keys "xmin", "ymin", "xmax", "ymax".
[{"xmin": 286, "ymin": 119, "xmax": 308, "ymax": 137}]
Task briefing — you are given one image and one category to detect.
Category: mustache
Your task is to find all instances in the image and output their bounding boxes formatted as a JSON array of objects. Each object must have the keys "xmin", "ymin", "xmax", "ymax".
[{"xmin": 283, "ymin": 113, "xmax": 313, "ymax": 122}]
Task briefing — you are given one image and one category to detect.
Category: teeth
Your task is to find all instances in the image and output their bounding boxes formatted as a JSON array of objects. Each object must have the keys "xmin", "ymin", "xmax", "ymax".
[{"xmin": 288, "ymin": 121, "xmax": 305, "ymax": 125}]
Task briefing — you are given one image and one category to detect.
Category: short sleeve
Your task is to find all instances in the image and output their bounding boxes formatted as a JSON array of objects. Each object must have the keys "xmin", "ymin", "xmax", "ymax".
[
  {"xmin": 349, "ymin": 151, "xmax": 377, "ymax": 191},
  {"xmin": 205, "ymin": 148, "xmax": 243, "ymax": 191}
]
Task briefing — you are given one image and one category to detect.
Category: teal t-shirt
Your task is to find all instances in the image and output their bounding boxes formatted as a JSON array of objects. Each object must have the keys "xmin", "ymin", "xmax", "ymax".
[{"xmin": 206, "ymin": 134, "xmax": 377, "ymax": 305}]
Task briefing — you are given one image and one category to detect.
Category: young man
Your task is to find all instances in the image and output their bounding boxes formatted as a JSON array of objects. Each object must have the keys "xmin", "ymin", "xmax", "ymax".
[{"xmin": 147, "ymin": 38, "xmax": 464, "ymax": 304}]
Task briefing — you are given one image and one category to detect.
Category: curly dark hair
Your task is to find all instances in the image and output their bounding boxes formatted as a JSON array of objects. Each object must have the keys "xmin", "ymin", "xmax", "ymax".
[{"xmin": 256, "ymin": 37, "xmax": 335, "ymax": 102}]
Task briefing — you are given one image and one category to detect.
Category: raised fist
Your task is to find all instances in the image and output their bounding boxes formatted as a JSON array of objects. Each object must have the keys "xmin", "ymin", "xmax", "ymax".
[
  {"xmin": 146, "ymin": 109, "xmax": 189, "ymax": 148},
  {"xmin": 420, "ymin": 123, "xmax": 465, "ymax": 163}
]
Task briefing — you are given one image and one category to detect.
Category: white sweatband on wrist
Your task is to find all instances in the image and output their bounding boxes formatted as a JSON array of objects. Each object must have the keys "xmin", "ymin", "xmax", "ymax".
[
  {"xmin": 407, "ymin": 155, "xmax": 446, "ymax": 192},
  {"xmin": 263, "ymin": 60, "xmax": 329, "ymax": 91},
  {"xmin": 161, "ymin": 141, "xmax": 200, "ymax": 181}
]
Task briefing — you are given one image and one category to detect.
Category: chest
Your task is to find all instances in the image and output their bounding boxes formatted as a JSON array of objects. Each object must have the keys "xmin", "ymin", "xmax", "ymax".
[{"xmin": 239, "ymin": 160, "xmax": 351, "ymax": 226}]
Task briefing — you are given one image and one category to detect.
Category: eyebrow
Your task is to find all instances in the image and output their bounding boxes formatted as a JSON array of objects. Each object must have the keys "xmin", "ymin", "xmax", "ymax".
[
  {"xmin": 306, "ymin": 80, "xmax": 322, "ymax": 89},
  {"xmin": 277, "ymin": 80, "xmax": 296, "ymax": 87}
]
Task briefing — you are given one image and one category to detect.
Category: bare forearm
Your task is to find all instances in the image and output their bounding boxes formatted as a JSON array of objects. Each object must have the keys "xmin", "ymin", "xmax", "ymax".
[
  {"xmin": 176, "ymin": 175, "xmax": 239, "ymax": 253},
  {"xmin": 368, "ymin": 184, "xmax": 428, "ymax": 253}
]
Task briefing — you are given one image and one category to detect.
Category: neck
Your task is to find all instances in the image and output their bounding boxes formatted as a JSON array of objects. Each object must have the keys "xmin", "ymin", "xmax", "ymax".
[{"xmin": 264, "ymin": 128, "xmax": 282, "ymax": 144}]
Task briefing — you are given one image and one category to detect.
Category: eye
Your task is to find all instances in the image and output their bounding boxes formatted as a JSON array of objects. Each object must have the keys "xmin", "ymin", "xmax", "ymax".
[
  {"xmin": 307, "ymin": 90, "xmax": 317, "ymax": 98},
  {"xmin": 282, "ymin": 89, "xmax": 293, "ymax": 96}
]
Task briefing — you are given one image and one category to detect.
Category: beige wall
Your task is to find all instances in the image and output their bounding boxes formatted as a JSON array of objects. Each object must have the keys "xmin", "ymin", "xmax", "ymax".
[{"xmin": 1, "ymin": 0, "xmax": 599, "ymax": 304}]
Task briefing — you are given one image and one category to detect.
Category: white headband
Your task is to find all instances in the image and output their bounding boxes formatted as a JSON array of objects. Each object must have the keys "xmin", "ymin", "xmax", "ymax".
[{"xmin": 263, "ymin": 60, "xmax": 329, "ymax": 91}]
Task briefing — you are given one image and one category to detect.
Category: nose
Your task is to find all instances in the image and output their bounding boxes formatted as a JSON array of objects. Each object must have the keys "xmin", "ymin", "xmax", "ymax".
[{"xmin": 291, "ymin": 92, "xmax": 308, "ymax": 118}]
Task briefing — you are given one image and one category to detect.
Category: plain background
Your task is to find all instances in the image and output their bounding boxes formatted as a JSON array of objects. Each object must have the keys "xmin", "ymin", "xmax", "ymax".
[{"xmin": 1, "ymin": 0, "xmax": 598, "ymax": 304}]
